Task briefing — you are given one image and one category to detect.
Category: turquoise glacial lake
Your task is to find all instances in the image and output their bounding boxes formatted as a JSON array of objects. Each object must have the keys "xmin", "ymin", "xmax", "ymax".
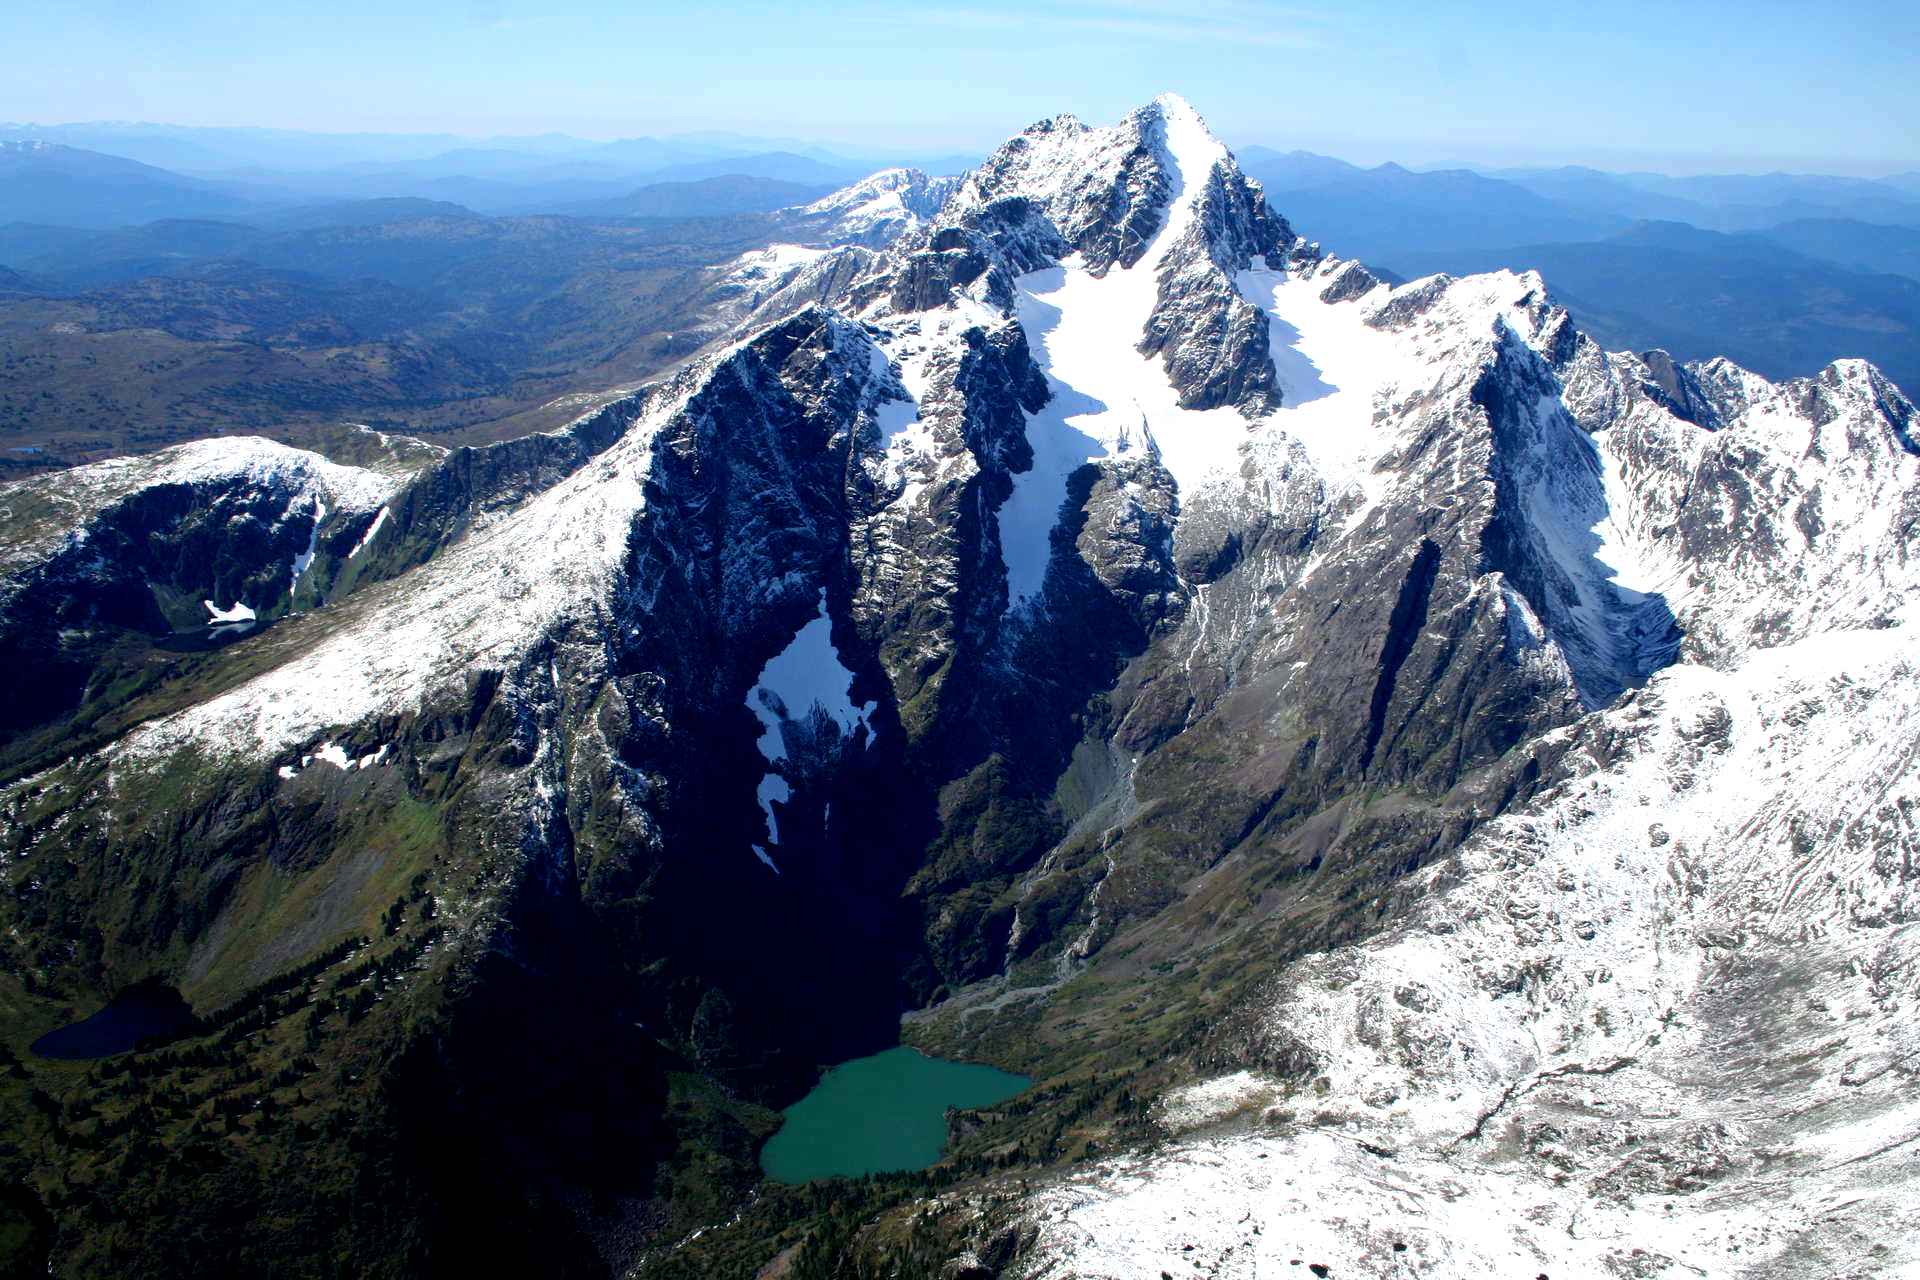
[{"xmin": 760, "ymin": 1046, "xmax": 1030, "ymax": 1183}]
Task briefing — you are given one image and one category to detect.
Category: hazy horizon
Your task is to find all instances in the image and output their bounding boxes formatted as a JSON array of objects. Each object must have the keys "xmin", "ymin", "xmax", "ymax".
[
  {"xmin": 3, "ymin": 1, "xmax": 1915, "ymax": 177},
  {"xmin": 2, "ymin": 112, "xmax": 1914, "ymax": 183}
]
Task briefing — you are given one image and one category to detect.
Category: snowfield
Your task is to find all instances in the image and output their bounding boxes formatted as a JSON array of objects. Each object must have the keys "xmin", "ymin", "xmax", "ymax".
[
  {"xmin": 1025, "ymin": 609, "xmax": 1920, "ymax": 1278},
  {"xmin": 201, "ymin": 600, "xmax": 257, "ymax": 624}
]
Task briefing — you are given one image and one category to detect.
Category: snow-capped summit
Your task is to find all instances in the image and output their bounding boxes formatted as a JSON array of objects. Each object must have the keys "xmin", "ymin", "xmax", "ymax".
[
  {"xmin": 799, "ymin": 165, "xmax": 956, "ymax": 220},
  {"xmin": 789, "ymin": 165, "xmax": 962, "ymax": 246}
]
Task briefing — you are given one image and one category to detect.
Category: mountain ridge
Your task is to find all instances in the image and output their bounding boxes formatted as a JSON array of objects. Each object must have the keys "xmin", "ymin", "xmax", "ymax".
[{"xmin": 2, "ymin": 94, "xmax": 1917, "ymax": 1278}]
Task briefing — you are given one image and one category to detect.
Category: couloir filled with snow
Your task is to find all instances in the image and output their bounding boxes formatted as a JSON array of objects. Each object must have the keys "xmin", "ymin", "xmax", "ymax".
[
  {"xmin": 999, "ymin": 97, "xmax": 1251, "ymax": 606},
  {"xmin": 745, "ymin": 589, "xmax": 877, "ymax": 874}
]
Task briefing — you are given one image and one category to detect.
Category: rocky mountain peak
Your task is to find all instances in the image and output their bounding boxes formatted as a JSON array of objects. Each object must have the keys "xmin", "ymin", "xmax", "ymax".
[
  {"xmin": 6, "ymin": 95, "xmax": 1920, "ymax": 1279},
  {"xmin": 926, "ymin": 92, "xmax": 1281, "ymax": 279},
  {"xmin": 792, "ymin": 166, "xmax": 962, "ymax": 246}
]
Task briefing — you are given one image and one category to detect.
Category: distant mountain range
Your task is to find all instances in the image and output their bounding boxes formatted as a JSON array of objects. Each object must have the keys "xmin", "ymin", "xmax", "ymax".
[
  {"xmin": 1, "ymin": 123, "xmax": 1916, "ymax": 405},
  {"xmin": 0, "ymin": 120, "xmax": 980, "ymax": 216},
  {"xmin": 1236, "ymin": 146, "xmax": 1920, "ymax": 261},
  {"xmin": 1760, "ymin": 216, "xmax": 1920, "ymax": 280},
  {"xmin": 1236, "ymin": 147, "xmax": 1622, "ymax": 256},
  {"xmin": 8, "ymin": 119, "xmax": 1914, "ymax": 240},
  {"xmin": 556, "ymin": 175, "xmax": 836, "ymax": 219},
  {"xmin": 0, "ymin": 120, "xmax": 856, "ymax": 172},
  {"xmin": 0, "ymin": 141, "xmax": 264, "ymax": 227},
  {"xmin": 1490, "ymin": 164, "xmax": 1920, "ymax": 231},
  {"xmin": 1227, "ymin": 146, "xmax": 1920, "ymax": 397}
]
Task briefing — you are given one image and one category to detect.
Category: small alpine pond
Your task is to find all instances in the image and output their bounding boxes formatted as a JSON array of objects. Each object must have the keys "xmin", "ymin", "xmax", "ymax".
[
  {"xmin": 30, "ymin": 981, "xmax": 197, "ymax": 1059},
  {"xmin": 760, "ymin": 1046, "xmax": 1030, "ymax": 1183}
]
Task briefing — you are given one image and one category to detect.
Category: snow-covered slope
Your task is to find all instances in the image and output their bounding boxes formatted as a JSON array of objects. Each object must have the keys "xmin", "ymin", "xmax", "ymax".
[
  {"xmin": 1561, "ymin": 348, "xmax": 1920, "ymax": 663},
  {"xmin": 980, "ymin": 111, "xmax": 1920, "ymax": 1280},
  {"xmin": 117, "ymin": 378, "xmax": 694, "ymax": 763},
  {"xmin": 0, "ymin": 432, "xmax": 432, "ymax": 744},
  {"xmin": 792, "ymin": 166, "xmax": 962, "ymax": 246},
  {"xmin": 996, "ymin": 98, "xmax": 1254, "ymax": 606},
  {"xmin": 1024, "ymin": 608, "xmax": 1920, "ymax": 1277},
  {"xmin": 0, "ymin": 434, "xmax": 402, "ymax": 583}
]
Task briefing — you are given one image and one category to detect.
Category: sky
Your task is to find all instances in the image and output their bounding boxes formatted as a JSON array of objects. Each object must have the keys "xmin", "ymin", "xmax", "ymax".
[{"xmin": 2, "ymin": 0, "xmax": 1916, "ymax": 174}]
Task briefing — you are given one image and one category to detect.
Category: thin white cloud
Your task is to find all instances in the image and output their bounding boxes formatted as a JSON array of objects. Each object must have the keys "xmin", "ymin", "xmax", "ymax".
[
  {"xmin": 1054, "ymin": 0, "xmax": 1325, "ymax": 21},
  {"xmin": 921, "ymin": 4, "xmax": 1328, "ymax": 50}
]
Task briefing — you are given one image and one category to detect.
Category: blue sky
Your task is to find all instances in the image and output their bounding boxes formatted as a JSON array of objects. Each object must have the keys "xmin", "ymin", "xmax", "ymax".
[{"xmin": 3, "ymin": 0, "xmax": 1916, "ymax": 172}]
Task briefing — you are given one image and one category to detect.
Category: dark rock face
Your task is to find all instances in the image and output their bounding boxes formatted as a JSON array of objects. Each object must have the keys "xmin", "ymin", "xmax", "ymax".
[
  {"xmin": 1141, "ymin": 162, "xmax": 1297, "ymax": 414},
  {"xmin": 350, "ymin": 397, "xmax": 640, "ymax": 590},
  {"xmin": 964, "ymin": 112, "xmax": 1175, "ymax": 275},
  {"xmin": 889, "ymin": 245, "xmax": 993, "ymax": 314},
  {"xmin": 1318, "ymin": 259, "xmax": 1380, "ymax": 304},
  {"xmin": 936, "ymin": 200, "xmax": 1073, "ymax": 282},
  {"xmin": 1635, "ymin": 348, "xmax": 1720, "ymax": 425},
  {"xmin": 852, "ymin": 320, "xmax": 1046, "ymax": 723},
  {"xmin": 1359, "ymin": 537, "xmax": 1444, "ymax": 774}
]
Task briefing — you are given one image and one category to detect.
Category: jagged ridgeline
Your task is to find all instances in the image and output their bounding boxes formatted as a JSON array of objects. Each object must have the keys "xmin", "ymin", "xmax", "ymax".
[{"xmin": 2, "ymin": 96, "xmax": 1916, "ymax": 1277}]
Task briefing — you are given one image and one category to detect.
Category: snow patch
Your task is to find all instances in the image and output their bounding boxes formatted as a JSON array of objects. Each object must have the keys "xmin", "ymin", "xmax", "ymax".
[
  {"xmin": 346, "ymin": 506, "xmax": 390, "ymax": 560},
  {"xmin": 746, "ymin": 590, "xmax": 876, "ymax": 760},
  {"xmin": 289, "ymin": 499, "xmax": 327, "ymax": 596},
  {"xmin": 1158, "ymin": 1070, "xmax": 1279, "ymax": 1131},
  {"xmin": 311, "ymin": 742, "xmax": 352, "ymax": 770},
  {"xmin": 744, "ymin": 590, "xmax": 875, "ymax": 863},
  {"xmin": 755, "ymin": 774, "xmax": 791, "ymax": 842},
  {"xmin": 280, "ymin": 741, "xmax": 390, "ymax": 781}
]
